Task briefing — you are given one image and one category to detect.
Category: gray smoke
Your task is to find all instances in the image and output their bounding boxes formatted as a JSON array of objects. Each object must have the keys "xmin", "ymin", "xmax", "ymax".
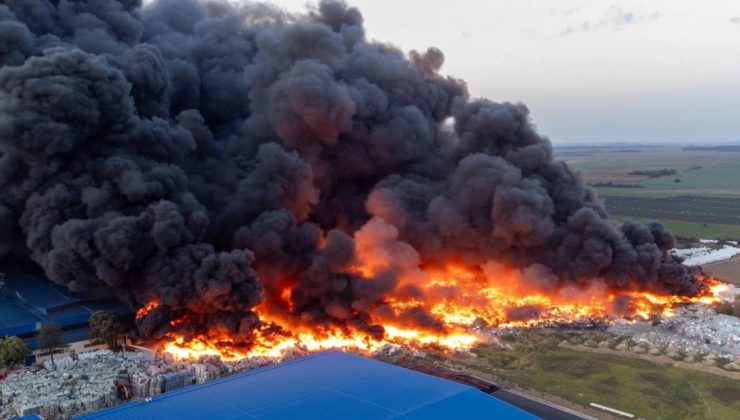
[{"xmin": 0, "ymin": 0, "xmax": 704, "ymax": 342}]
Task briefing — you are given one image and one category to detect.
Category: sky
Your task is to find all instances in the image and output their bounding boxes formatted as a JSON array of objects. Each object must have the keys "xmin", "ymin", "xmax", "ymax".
[
  {"xmin": 263, "ymin": 0, "xmax": 740, "ymax": 144},
  {"xmin": 141, "ymin": 0, "xmax": 740, "ymax": 144}
]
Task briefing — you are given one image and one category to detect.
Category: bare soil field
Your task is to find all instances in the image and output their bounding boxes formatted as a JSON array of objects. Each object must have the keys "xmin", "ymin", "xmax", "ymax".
[
  {"xmin": 603, "ymin": 195, "xmax": 740, "ymax": 225},
  {"xmin": 559, "ymin": 147, "xmax": 740, "ymax": 175},
  {"xmin": 581, "ymin": 172, "xmax": 648, "ymax": 182},
  {"xmin": 705, "ymin": 255, "xmax": 740, "ymax": 285}
]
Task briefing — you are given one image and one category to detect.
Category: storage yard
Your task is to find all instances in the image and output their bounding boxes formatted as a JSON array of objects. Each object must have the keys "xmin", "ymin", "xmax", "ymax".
[{"xmin": 0, "ymin": 350, "xmax": 272, "ymax": 419}]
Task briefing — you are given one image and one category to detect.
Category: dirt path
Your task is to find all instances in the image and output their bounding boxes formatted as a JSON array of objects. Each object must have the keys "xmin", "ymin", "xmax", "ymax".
[{"xmin": 558, "ymin": 343, "xmax": 740, "ymax": 380}]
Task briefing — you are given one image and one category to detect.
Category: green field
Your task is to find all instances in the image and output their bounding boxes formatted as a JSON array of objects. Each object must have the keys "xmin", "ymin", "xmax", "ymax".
[
  {"xmin": 641, "ymin": 161, "xmax": 740, "ymax": 196},
  {"xmin": 560, "ymin": 147, "xmax": 740, "ymax": 197},
  {"xmin": 592, "ymin": 160, "xmax": 740, "ymax": 197},
  {"xmin": 453, "ymin": 333, "xmax": 740, "ymax": 420},
  {"xmin": 611, "ymin": 215, "xmax": 740, "ymax": 241},
  {"xmin": 557, "ymin": 147, "xmax": 740, "ymax": 240},
  {"xmin": 504, "ymin": 349, "xmax": 739, "ymax": 420}
]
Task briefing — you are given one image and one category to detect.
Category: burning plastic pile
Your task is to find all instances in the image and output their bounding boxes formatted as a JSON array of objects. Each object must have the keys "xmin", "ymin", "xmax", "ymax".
[
  {"xmin": 0, "ymin": 0, "xmax": 718, "ymax": 360},
  {"xmin": 608, "ymin": 284, "xmax": 740, "ymax": 362},
  {"xmin": 145, "ymin": 278, "xmax": 730, "ymax": 361}
]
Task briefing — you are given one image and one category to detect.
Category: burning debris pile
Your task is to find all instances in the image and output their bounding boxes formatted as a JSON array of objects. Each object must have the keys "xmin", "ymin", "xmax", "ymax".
[
  {"xmin": 0, "ymin": 0, "xmax": 718, "ymax": 360},
  {"xmin": 608, "ymin": 287, "xmax": 740, "ymax": 362}
]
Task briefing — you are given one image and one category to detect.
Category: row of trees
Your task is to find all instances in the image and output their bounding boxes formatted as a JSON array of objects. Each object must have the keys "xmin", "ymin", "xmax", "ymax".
[{"xmin": 0, "ymin": 311, "xmax": 126, "ymax": 369}]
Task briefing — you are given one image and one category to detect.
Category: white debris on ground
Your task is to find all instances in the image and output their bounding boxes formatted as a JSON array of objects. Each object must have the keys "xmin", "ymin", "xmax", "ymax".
[
  {"xmin": 699, "ymin": 239, "xmax": 738, "ymax": 246},
  {"xmin": 42, "ymin": 349, "xmax": 111, "ymax": 370},
  {"xmin": 608, "ymin": 306, "xmax": 740, "ymax": 360},
  {"xmin": 672, "ymin": 242, "xmax": 740, "ymax": 266},
  {"xmin": 0, "ymin": 350, "xmax": 276, "ymax": 419},
  {"xmin": 608, "ymin": 285, "xmax": 740, "ymax": 362}
]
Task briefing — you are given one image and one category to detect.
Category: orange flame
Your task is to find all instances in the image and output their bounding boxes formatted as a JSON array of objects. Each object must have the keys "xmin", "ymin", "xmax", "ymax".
[
  {"xmin": 135, "ymin": 300, "xmax": 160, "ymax": 319},
  {"xmin": 144, "ymin": 263, "xmax": 729, "ymax": 362}
]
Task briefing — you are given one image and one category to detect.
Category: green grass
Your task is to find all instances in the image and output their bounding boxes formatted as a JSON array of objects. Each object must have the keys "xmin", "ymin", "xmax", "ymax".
[
  {"xmin": 505, "ymin": 348, "xmax": 739, "ymax": 420},
  {"xmin": 563, "ymin": 150, "xmax": 734, "ymax": 174},
  {"xmin": 566, "ymin": 148, "xmax": 740, "ymax": 239},
  {"xmin": 576, "ymin": 156, "xmax": 740, "ymax": 197},
  {"xmin": 458, "ymin": 335, "xmax": 740, "ymax": 420},
  {"xmin": 643, "ymin": 161, "xmax": 740, "ymax": 195},
  {"xmin": 611, "ymin": 215, "xmax": 740, "ymax": 240}
]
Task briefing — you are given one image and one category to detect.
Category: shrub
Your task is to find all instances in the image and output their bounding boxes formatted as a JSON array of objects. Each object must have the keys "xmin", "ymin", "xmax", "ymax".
[{"xmin": 0, "ymin": 336, "xmax": 31, "ymax": 369}]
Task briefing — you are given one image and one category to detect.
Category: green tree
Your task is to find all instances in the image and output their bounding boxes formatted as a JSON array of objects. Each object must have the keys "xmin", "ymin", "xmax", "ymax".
[
  {"xmin": 89, "ymin": 311, "xmax": 124, "ymax": 349},
  {"xmin": 37, "ymin": 322, "xmax": 62, "ymax": 367},
  {"xmin": 0, "ymin": 336, "xmax": 31, "ymax": 369}
]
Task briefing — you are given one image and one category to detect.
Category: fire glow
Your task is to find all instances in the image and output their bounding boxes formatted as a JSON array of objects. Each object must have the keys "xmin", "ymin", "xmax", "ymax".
[
  {"xmin": 138, "ymin": 264, "xmax": 729, "ymax": 362},
  {"xmin": 6, "ymin": 0, "xmax": 724, "ymax": 373}
]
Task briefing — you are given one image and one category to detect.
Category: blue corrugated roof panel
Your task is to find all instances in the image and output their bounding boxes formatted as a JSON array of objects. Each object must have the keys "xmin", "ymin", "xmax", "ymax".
[
  {"xmin": 21, "ymin": 327, "xmax": 93, "ymax": 350},
  {"xmin": 5, "ymin": 270, "xmax": 78, "ymax": 311},
  {"xmin": 1, "ymin": 264, "xmax": 132, "ymax": 338},
  {"xmin": 77, "ymin": 350, "xmax": 537, "ymax": 420},
  {"xmin": 83, "ymin": 301, "xmax": 130, "ymax": 314},
  {"xmin": 0, "ymin": 294, "xmax": 40, "ymax": 327},
  {"xmin": 48, "ymin": 307, "xmax": 92, "ymax": 324}
]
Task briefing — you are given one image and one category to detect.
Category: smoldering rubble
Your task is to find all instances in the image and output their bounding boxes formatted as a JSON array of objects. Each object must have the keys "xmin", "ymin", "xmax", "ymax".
[{"xmin": 0, "ymin": 0, "xmax": 706, "ymax": 342}]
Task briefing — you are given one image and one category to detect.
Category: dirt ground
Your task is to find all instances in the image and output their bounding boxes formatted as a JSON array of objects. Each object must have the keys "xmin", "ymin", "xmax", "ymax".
[{"xmin": 705, "ymin": 256, "xmax": 740, "ymax": 285}]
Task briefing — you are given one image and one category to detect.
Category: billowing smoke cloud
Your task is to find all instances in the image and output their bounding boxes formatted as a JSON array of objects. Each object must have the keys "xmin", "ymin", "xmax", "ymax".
[{"xmin": 0, "ymin": 0, "xmax": 704, "ymax": 341}]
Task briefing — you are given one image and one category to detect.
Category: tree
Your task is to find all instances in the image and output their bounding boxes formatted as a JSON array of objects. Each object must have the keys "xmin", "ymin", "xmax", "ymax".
[
  {"xmin": 89, "ymin": 311, "xmax": 124, "ymax": 349},
  {"xmin": 37, "ymin": 322, "xmax": 62, "ymax": 367},
  {"xmin": 0, "ymin": 336, "xmax": 31, "ymax": 369}
]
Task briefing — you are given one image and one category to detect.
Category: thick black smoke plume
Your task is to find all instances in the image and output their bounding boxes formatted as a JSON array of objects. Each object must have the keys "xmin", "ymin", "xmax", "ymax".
[{"xmin": 0, "ymin": 0, "xmax": 704, "ymax": 340}]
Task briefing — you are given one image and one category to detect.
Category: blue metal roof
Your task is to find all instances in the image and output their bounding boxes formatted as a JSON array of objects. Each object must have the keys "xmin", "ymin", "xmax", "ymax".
[
  {"xmin": 77, "ymin": 351, "xmax": 536, "ymax": 419},
  {"xmin": 0, "ymin": 294, "xmax": 40, "ymax": 327},
  {"xmin": 22, "ymin": 327, "xmax": 93, "ymax": 351},
  {"xmin": 0, "ymin": 264, "xmax": 130, "ymax": 340},
  {"xmin": 3, "ymin": 266, "xmax": 79, "ymax": 312}
]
